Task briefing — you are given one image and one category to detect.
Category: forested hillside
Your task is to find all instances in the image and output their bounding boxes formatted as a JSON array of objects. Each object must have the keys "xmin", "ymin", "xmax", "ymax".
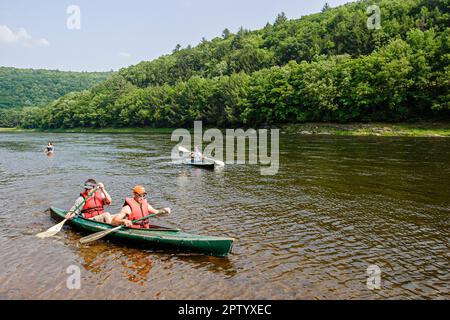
[
  {"xmin": 0, "ymin": 68, "xmax": 112, "ymax": 109},
  {"xmin": 8, "ymin": 0, "xmax": 450, "ymax": 128}
]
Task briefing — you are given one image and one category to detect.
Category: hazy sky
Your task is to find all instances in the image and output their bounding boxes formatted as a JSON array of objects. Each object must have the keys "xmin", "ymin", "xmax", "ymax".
[{"xmin": 0, "ymin": 0, "xmax": 355, "ymax": 71}]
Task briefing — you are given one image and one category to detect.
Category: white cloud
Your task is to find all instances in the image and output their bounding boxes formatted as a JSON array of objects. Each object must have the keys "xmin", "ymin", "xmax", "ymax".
[
  {"xmin": 0, "ymin": 25, "xmax": 49, "ymax": 47},
  {"xmin": 118, "ymin": 52, "xmax": 132, "ymax": 59},
  {"xmin": 35, "ymin": 38, "xmax": 50, "ymax": 46}
]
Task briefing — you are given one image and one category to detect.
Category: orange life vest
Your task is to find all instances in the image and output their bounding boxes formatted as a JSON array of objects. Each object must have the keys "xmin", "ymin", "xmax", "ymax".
[
  {"xmin": 80, "ymin": 190, "xmax": 105, "ymax": 219},
  {"xmin": 124, "ymin": 198, "xmax": 150, "ymax": 229}
]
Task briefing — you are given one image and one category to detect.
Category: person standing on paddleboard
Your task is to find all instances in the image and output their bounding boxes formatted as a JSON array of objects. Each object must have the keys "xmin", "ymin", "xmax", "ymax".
[
  {"xmin": 65, "ymin": 179, "xmax": 113, "ymax": 224},
  {"xmin": 112, "ymin": 185, "xmax": 171, "ymax": 228}
]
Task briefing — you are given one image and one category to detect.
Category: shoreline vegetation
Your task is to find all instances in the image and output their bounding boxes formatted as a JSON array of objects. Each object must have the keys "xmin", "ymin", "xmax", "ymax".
[
  {"xmin": 0, "ymin": 67, "xmax": 112, "ymax": 109},
  {"xmin": 2, "ymin": 0, "xmax": 448, "ymax": 130},
  {"xmin": 1, "ymin": 122, "xmax": 449, "ymax": 137}
]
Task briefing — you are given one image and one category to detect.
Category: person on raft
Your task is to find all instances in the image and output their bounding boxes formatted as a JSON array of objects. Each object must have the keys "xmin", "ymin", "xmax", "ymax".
[
  {"xmin": 65, "ymin": 179, "xmax": 113, "ymax": 224},
  {"xmin": 45, "ymin": 142, "xmax": 54, "ymax": 153},
  {"xmin": 112, "ymin": 185, "xmax": 171, "ymax": 228},
  {"xmin": 190, "ymin": 146, "xmax": 204, "ymax": 163}
]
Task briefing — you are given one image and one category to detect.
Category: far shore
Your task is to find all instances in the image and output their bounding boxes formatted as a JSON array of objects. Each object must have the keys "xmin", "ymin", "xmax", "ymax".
[
  {"xmin": 279, "ymin": 122, "xmax": 450, "ymax": 137},
  {"xmin": 1, "ymin": 122, "xmax": 450, "ymax": 137}
]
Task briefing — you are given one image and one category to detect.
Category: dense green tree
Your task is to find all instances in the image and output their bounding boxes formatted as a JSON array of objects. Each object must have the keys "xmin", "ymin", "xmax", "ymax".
[
  {"xmin": 0, "ymin": 67, "xmax": 111, "ymax": 109},
  {"xmin": 9, "ymin": 0, "xmax": 450, "ymax": 129},
  {"xmin": 222, "ymin": 28, "xmax": 232, "ymax": 39},
  {"xmin": 322, "ymin": 3, "xmax": 331, "ymax": 13}
]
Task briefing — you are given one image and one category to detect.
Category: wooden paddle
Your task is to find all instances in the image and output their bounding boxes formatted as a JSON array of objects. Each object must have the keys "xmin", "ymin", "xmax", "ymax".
[
  {"xmin": 178, "ymin": 146, "xmax": 225, "ymax": 167},
  {"xmin": 78, "ymin": 211, "xmax": 165, "ymax": 244},
  {"xmin": 36, "ymin": 187, "xmax": 98, "ymax": 238}
]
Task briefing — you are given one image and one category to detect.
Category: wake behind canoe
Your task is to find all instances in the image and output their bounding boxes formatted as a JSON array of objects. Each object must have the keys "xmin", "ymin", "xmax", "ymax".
[{"xmin": 49, "ymin": 207, "xmax": 234, "ymax": 257}]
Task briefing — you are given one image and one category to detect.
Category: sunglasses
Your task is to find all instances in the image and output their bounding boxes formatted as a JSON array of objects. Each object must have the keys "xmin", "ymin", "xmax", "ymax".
[{"xmin": 134, "ymin": 192, "xmax": 147, "ymax": 198}]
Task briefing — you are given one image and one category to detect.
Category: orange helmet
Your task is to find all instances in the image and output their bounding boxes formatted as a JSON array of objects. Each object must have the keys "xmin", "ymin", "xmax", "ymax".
[{"xmin": 133, "ymin": 185, "xmax": 146, "ymax": 195}]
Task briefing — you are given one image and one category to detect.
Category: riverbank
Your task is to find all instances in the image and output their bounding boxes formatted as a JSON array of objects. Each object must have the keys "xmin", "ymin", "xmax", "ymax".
[
  {"xmin": 1, "ymin": 122, "xmax": 450, "ymax": 137},
  {"xmin": 0, "ymin": 127, "xmax": 175, "ymax": 134},
  {"xmin": 280, "ymin": 122, "xmax": 450, "ymax": 137}
]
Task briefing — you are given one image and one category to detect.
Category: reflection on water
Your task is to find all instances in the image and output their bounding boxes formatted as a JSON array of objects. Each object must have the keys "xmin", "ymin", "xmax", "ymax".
[
  {"xmin": 68, "ymin": 230, "xmax": 236, "ymax": 286},
  {"xmin": 0, "ymin": 132, "xmax": 448, "ymax": 299},
  {"xmin": 77, "ymin": 243, "xmax": 154, "ymax": 285}
]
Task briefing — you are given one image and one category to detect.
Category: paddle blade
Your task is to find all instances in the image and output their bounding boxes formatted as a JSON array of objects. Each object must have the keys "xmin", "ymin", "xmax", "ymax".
[
  {"xmin": 79, "ymin": 226, "xmax": 122, "ymax": 244},
  {"xmin": 204, "ymin": 156, "xmax": 225, "ymax": 167},
  {"xmin": 178, "ymin": 146, "xmax": 190, "ymax": 153},
  {"xmin": 36, "ymin": 219, "xmax": 68, "ymax": 238}
]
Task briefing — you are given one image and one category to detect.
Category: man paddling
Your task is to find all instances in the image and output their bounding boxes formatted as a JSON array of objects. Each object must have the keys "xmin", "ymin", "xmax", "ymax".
[
  {"xmin": 190, "ymin": 145, "xmax": 205, "ymax": 163},
  {"xmin": 65, "ymin": 179, "xmax": 113, "ymax": 224},
  {"xmin": 112, "ymin": 185, "xmax": 171, "ymax": 228}
]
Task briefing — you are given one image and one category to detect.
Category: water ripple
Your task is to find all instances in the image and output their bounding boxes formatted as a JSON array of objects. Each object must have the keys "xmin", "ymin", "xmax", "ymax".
[{"xmin": 0, "ymin": 133, "xmax": 448, "ymax": 299}]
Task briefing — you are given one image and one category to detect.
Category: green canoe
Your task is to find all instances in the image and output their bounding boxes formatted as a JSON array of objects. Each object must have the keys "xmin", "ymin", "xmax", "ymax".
[
  {"xmin": 50, "ymin": 207, "xmax": 234, "ymax": 257},
  {"xmin": 184, "ymin": 159, "xmax": 215, "ymax": 169}
]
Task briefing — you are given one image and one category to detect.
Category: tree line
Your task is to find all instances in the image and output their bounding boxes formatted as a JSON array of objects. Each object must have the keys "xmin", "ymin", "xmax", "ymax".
[
  {"xmin": 0, "ymin": 67, "xmax": 111, "ymax": 109},
  {"xmin": 3, "ymin": 0, "xmax": 449, "ymax": 128}
]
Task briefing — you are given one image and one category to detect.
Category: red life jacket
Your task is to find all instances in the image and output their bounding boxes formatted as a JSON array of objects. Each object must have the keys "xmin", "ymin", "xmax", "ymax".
[
  {"xmin": 124, "ymin": 198, "xmax": 150, "ymax": 229},
  {"xmin": 80, "ymin": 190, "xmax": 105, "ymax": 219}
]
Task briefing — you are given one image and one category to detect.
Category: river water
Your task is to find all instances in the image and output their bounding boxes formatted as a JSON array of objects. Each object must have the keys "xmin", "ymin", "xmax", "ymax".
[{"xmin": 0, "ymin": 132, "xmax": 448, "ymax": 299}]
